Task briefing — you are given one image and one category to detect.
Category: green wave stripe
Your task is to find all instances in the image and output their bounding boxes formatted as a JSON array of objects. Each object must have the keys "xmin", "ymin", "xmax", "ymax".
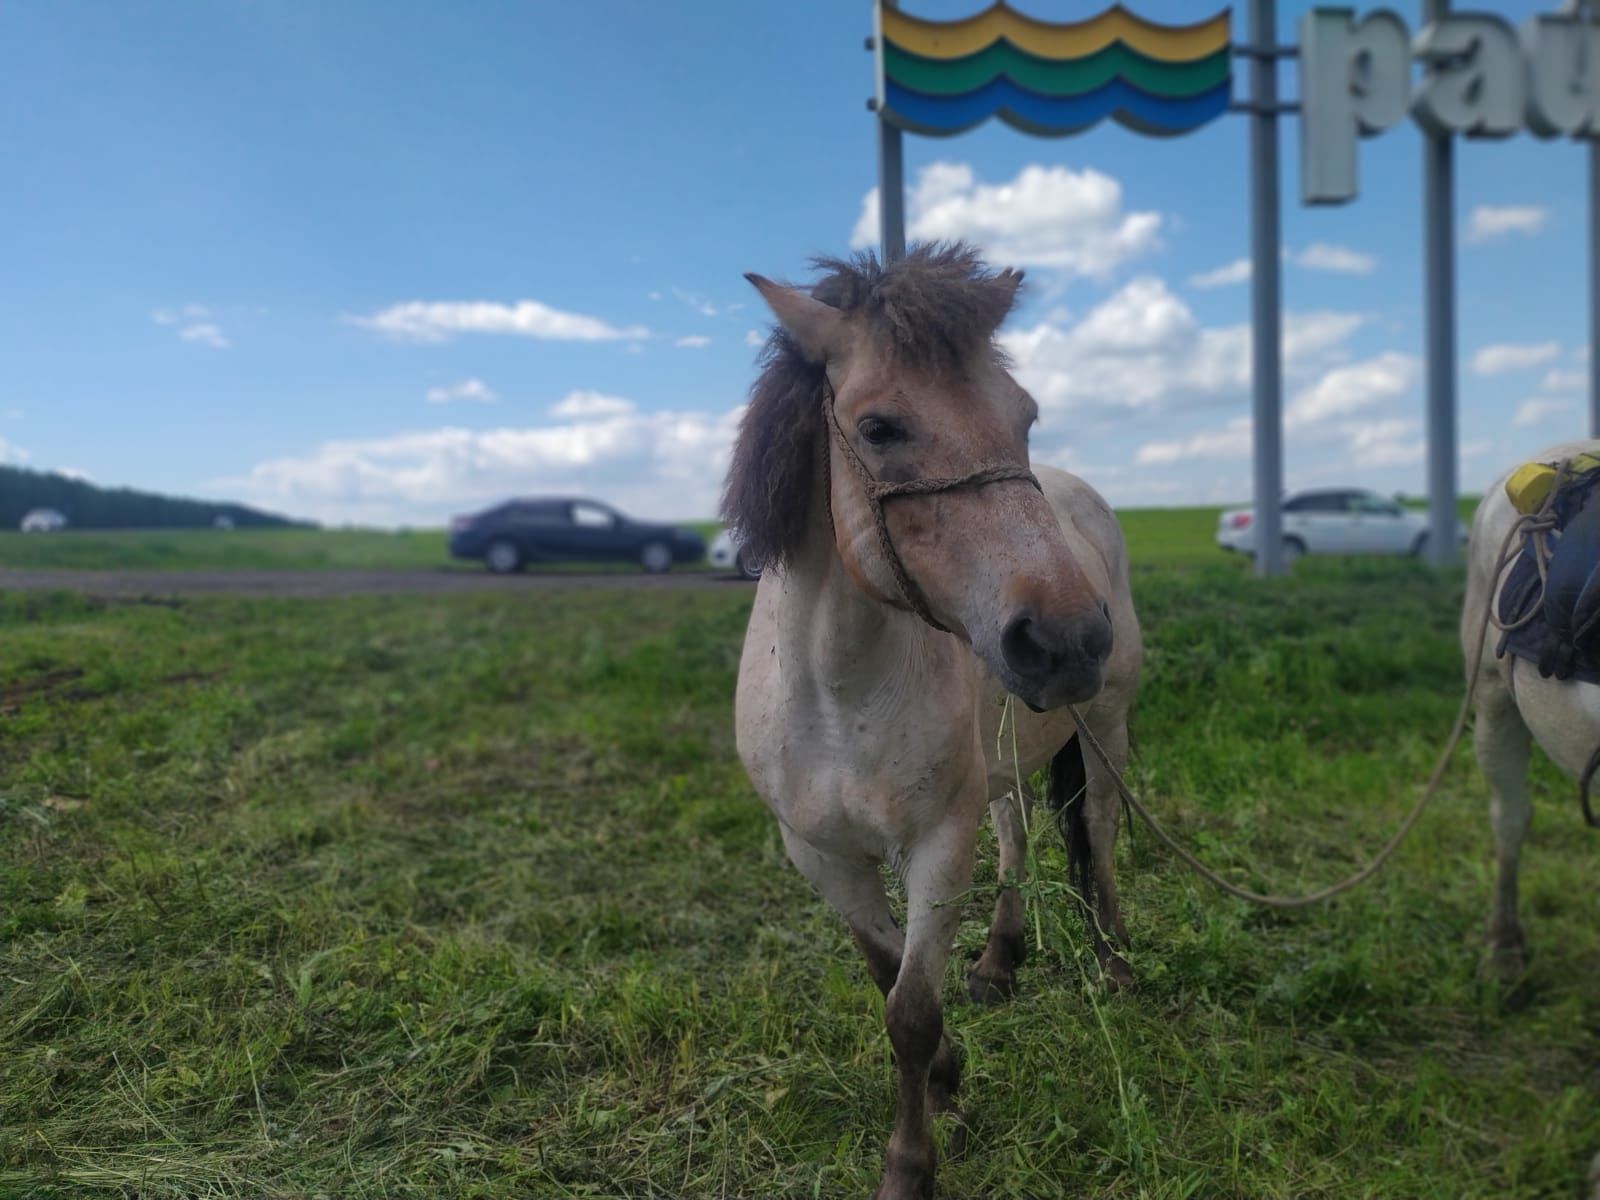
[{"xmin": 884, "ymin": 40, "xmax": 1230, "ymax": 99}]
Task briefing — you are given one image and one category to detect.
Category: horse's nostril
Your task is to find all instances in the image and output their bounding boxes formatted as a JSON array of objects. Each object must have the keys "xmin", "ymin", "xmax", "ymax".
[
  {"xmin": 1079, "ymin": 609, "xmax": 1114, "ymax": 663},
  {"xmin": 1001, "ymin": 609, "xmax": 1113, "ymax": 685},
  {"xmin": 1001, "ymin": 615, "xmax": 1054, "ymax": 681}
]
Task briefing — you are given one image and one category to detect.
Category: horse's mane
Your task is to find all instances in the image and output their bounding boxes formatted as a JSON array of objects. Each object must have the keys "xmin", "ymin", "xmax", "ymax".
[{"xmin": 720, "ymin": 241, "xmax": 1021, "ymax": 573}]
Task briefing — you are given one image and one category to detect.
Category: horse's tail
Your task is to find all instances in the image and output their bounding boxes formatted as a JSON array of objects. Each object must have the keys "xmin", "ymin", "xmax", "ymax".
[{"xmin": 1048, "ymin": 733, "xmax": 1096, "ymax": 922}]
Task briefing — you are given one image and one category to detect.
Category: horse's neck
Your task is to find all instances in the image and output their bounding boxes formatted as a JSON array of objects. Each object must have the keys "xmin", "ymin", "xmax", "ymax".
[{"xmin": 779, "ymin": 511, "xmax": 969, "ymax": 721}]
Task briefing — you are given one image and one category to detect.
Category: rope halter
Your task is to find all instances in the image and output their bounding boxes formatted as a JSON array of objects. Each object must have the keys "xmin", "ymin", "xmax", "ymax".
[{"xmin": 820, "ymin": 374, "xmax": 1042, "ymax": 634}]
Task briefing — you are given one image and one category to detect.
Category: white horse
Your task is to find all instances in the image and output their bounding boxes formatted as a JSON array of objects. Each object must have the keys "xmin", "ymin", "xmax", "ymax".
[
  {"xmin": 1463, "ymin": 439, "xmax": 1600, "ymax": 1198},
  {"xmin": 722, "ymin": 245, "xmax": 1142, "ymax": 1200},
  {"xmin": 1465, "ymin": 438, "xmax": 1600, "ymax": 978}
]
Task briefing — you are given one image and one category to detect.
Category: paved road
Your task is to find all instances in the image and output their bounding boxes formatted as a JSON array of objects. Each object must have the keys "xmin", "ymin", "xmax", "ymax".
[{"xmin": 0, "ymin": 567, "xmax": 755, "ymax": 599}]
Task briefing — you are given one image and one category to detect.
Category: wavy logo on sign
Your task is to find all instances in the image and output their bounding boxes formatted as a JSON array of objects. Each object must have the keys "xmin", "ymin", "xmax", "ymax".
[{"xmin": 878, "ymin": 4, "xmax": 1233, "ymax": 138}]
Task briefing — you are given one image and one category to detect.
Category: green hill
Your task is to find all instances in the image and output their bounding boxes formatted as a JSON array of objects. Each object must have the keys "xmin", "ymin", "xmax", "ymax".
[{"xmin": 0, "ymin": 464, "xmax": 308, "ymax": 531}]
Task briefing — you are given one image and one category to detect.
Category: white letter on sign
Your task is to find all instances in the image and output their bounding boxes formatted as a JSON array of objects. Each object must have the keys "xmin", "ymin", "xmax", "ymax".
[
  {"xmin": 1523, "ymin": 15, "xmax": 1600, "ymax": 138},
  {"xmin": 1300, "ymin": 8, "xmax": 1410, "ymax": 205},
  {"xmin": 1412, "ymin": 14, "xmax": 1523, "ymax": 138}
]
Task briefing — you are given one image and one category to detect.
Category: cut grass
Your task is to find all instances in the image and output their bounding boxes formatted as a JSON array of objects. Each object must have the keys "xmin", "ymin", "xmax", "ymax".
[{"xmin": 1, "ymin": 557, "xmax": 1596, "ymax": 1197}]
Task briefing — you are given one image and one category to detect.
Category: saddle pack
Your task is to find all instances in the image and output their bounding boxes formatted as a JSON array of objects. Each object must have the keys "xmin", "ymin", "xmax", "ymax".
[{"xmin": 1496, "ymin": 453, "xmax": 1600, "ymax": 685}]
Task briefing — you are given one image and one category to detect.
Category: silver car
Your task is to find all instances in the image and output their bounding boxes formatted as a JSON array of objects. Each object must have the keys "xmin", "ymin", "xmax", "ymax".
[{"xmin": 1217, "ymin": 487, "xmax": 1459, "ymax": 562}]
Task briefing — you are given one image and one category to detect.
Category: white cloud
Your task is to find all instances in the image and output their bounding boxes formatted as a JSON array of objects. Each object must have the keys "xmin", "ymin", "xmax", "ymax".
[
  {"xmin": 1347, "ymin": 418, "xmax": 1423, "ymax": 467},
  {"xmin": 51, "ymin": 466, "xmax": 92, "ymax": 482},
  {"xmin": 674, "ymin": 288, "xmax": 716, "ymax": 316},
  {"xmin": 1542, "ymin": 368, "xmax": 1587, "ymax": 391},
  {"xmin": 671, "ymin": 288, "xmax": 739, "ymax": 318},
  {"xmin": 1129, "ymin": 348, "xmax": 1420, "ymax": 472},
  {"xmin": 850, "ymin": 161, "xmax": 1161, "ymax": 278},
  {"xmin": 1292, "ymin": 242, "xmax": 1377, "ymax": 275},
  {"xmin": 152, "ymin": 303, "xmax": 210, "ymax": 326},
  {"xmin": 1189, "ymin": 259, "xmax": 1251, "ymax": 289},
  {"xmin": 744, "ymin": 329, "xmax": 765, "ymax": 347},
  {"xmin": 348, "ymin": 299, "xmax": 649, "ymax": 344},
  {"xmin": 1187, "ymin": 244, "xmax": 1374, "ymax": 289},
  {"xmin": 1136, "ymin": 417, "xmax": 1251, "ymax": 465},
  {"xmin": 222, "ymin": 404, "xmax": 742, "ymax": 526},
  {"xmin": 1467, "ymin": 205, "xmax": 1549, "ymax": 243},
  {"xmin": 0, "ymin": 436, "xmax": 29, "ymax": 464},
  {"xmin": 1000, "ymin": 275, "xmax": 1366, "ymax": 424},
  {"xmin": 154, "ymin": 305, "xmax": 230, "ymax": 348},
  {"xmin": 1513, "ymin": 397, "xmax": 1575, "ymax": 427},
  {"xmin": 1470, "ymin": 341, "xmax": 1561, "ymax": 375},
  {"xmin": 674, "ymin": 335, "xmax": 712, "ymax": 349},
  {"xmin": 1286, "ymin": 352, "xmax": 1418, "ymax": 427},
  {"xmin": 2, "ymin": 408, "xmax": 22, "ymax": 421},
  {"xmin": 425, "ymin": 378, "xmax": 498, "ymax": 405},
  {"xmin": 179, "ymin": 323, "xmax": 230, "ymax": 349},
  {"xmin": 548, "ymin": 390, "xmax": 635, "ymax": 419}
]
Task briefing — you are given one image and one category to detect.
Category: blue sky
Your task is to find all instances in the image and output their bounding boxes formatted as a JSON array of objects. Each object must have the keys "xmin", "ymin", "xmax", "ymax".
[{"xmin": 2, "ymin": 0, "xmax": 1594, "ymax": 525}]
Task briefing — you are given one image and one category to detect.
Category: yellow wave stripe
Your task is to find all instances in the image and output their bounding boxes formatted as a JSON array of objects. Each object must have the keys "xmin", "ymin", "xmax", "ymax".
[{"xmin": 882, "ymin": 3, "xmax": 1231, "ymax": 63}]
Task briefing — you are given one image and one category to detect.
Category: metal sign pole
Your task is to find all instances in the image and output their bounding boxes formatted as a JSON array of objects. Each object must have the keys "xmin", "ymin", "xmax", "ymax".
[
  {"xmin": 1592, "ymin": 141, "xmax": 1600, "ymax": 437},
  {"xmin": 1248, "ymin": 0, "xmax": 1284, "ymax": 577},
  {"xmin": 874, "ymin": 0, "xmax": 906, "ymax": 263},
  {"xmin": 878, "ymin": 126, "xmax": 906, "ymax": 263},
  {"xmin": 1422, "ymin": 0, "xmax": 1459, "ymax": 565}
]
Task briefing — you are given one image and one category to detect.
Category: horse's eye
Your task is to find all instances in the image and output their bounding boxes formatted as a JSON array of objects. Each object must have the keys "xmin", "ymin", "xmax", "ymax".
[{"xmin": 858, "ymin": 416, "xmax": 904, "ymax": 448}]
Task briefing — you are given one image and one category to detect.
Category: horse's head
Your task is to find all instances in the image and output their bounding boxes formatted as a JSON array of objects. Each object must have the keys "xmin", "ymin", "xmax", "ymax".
[{"xmin": 730, "ymin": 244, "xmax": 1111, "ymax": 710}]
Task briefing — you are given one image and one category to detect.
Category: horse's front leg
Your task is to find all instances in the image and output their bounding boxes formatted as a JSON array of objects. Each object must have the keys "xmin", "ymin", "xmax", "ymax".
[
  {"xmin": 876, "ymin": 814, "xmax": 979, "ymax": 1200},
  {"xmin": 776, "ymin": 828, "xmax": 962, "ymax": 1112},
  {"xmin": 968, "ymin": 787, "xmax": 1031, "ymax": 1005}
]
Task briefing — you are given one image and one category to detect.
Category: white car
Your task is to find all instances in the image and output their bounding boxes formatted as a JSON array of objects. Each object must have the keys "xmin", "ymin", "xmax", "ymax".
[
  {"xmin": 708, "ymin": 527, "xmax": 762, "ymax": 579},
  {"xmin": 19, "ymin": 508, "xmax": 68, "ymax": 533},
  {"xmin": 1217, "ymin": 488, "xmax": 1463, "ymax": 562}
]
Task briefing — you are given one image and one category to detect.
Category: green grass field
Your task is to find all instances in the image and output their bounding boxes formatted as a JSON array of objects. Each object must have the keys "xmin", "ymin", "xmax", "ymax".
[
  {"xmin": 0, "ymin": 503, "xmax": 1478, "ymax": 575},
  {"xmin": 0, "ymin": 523, "xmax": 728, "ymax": 573},
  {"xmin": 2, "ymin": 527, "xmax": 1597, "ymax": 1196},
  {"xmin": 0, "ymin": 513, "xmax": 1229, "ymax": 574}
]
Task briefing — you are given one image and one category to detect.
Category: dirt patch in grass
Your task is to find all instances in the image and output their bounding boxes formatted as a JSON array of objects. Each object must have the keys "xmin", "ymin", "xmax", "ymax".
[{"xmin": 0, "ymin": 666, "xmax": 86, "ymax": 713}]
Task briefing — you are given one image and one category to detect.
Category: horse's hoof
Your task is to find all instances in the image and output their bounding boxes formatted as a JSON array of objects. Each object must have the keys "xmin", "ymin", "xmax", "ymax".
[
  {"xmin": 941, "ymin": 1111, "xmax": 970, "ymax": 1160},
  {"xmin": 1480, "ymin": 940, "xmax": 1528, "ymax": 987},
  {"xmin": 872, "ymin": 1167, "xmax": 934, "ymax": 1200},
  {"xmin": 1101, "ymin": 954, "xmax": 1135, "ymax": 994},
  {"xmin": 966, "ymin": 969, "xmax": 1017, "ymax": 1006}
]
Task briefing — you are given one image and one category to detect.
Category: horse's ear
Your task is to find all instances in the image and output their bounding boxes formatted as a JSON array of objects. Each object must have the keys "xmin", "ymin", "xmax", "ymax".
[
  {"xmin": 745, "ymin": 274, "xmax": 843, "ymax": 364},
  {"xmin": 994, "ymin": 267, "xmax": 1025, "ymax": 315}
]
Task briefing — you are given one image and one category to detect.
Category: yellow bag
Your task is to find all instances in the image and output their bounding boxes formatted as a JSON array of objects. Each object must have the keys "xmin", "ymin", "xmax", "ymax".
[{"xmin": 1506, "ymin": 452, "xmax": 1600, "ymax": 514}]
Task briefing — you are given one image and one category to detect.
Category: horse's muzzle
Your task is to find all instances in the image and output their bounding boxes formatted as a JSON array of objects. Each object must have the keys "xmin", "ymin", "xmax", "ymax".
[{"xmin": 1000, "ymin": 603, "xmax": 1113, "ymax": 710}]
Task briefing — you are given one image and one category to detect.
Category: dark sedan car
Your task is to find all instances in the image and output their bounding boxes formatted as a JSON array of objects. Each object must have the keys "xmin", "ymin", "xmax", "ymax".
[{"xmin": 448, "ymin": 497, "xmax": 706, "ymax": 574}]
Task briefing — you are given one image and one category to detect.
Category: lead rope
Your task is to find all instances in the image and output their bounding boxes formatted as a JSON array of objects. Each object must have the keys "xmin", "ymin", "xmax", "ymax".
[
  {"xmin": 1068, "ymin": 495, "xmax": 1562, "ymax": 909},
  {"xmin": 819, "ymin": 375, "xmax": 1040, "ymax": 634}
]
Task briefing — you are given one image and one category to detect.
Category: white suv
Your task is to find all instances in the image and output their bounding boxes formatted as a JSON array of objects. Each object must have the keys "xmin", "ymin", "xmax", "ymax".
[{"xmin": 1217, "ymin": 488, "xmax": 1447, "ymax": 562}]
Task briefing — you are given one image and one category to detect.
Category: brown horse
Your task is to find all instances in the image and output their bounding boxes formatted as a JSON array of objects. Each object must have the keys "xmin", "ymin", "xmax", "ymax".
[{"xmin": 722, "ymin": 244, "xmax": 1142, "ymax": 1199}]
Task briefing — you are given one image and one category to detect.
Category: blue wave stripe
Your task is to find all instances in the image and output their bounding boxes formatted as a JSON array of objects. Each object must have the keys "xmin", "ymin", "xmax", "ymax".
[{"xmin": 883, "ymin": 76, "xmax": 1230, "ymax": 138}]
